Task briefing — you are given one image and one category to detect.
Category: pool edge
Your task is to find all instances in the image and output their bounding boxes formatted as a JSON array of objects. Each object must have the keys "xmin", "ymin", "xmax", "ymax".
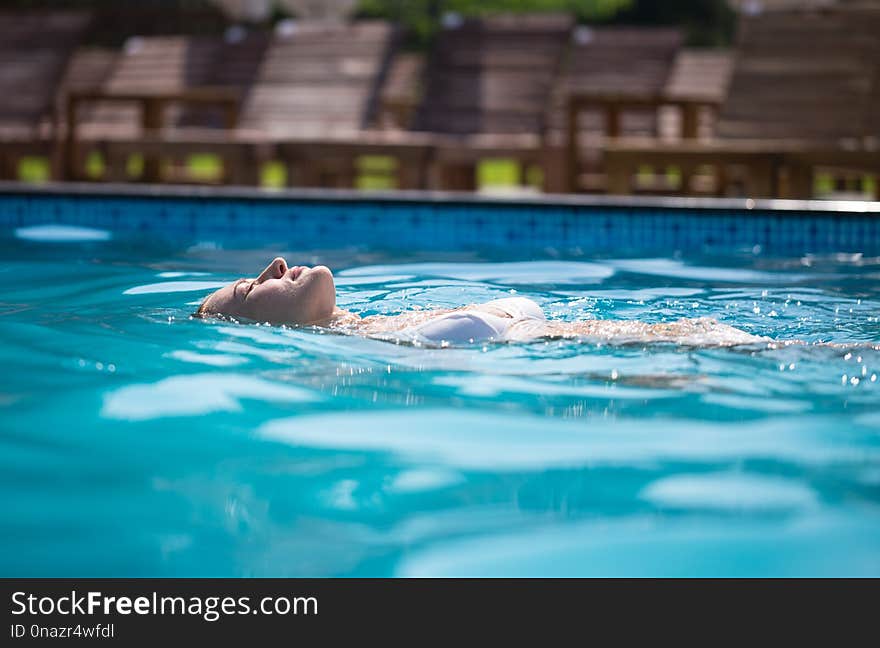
[{"xmin": 2, "ymin": 181, "xmax": 878, "ymax": 215}]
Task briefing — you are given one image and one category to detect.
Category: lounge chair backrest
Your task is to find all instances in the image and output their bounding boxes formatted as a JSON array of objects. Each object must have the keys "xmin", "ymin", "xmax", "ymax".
[
  {"xmin": 0, "ymin": 11, "xmax": 92, "ymax": 136},
  {"xmin": 414, "ymin": 14, "xmax": 574, "ymax": 136},
  {"xmin": 236, "ymin": 20, "xmax": 394, "ymax": 137},
  {"xmin": 717, "ymin": 7, "xmax": 880, "ymax": 141},
  {"xmin": 545, "ymin": 26, "xmax": 683, "ymax": 145}
]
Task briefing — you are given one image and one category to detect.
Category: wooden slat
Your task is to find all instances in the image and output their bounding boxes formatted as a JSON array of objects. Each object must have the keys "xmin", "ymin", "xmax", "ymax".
[
  {"xmin": 717, "ymin": 6, "xmax": 880, "ymax": 141},
  {"xmin": 414, "ymin": 13, "xmax": 572, "ymax": 136}
]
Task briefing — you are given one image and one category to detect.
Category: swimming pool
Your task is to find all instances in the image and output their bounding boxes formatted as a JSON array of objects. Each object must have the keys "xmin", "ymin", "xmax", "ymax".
[{"xmin": 2, "ymin": 184, "xmax": 880, "ymax": 576}]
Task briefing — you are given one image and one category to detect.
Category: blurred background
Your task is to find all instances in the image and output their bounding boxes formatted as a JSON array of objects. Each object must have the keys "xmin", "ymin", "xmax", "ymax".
[{"xmin": 0, "ymin": 0, "xmax": 877, "ymax": 199}]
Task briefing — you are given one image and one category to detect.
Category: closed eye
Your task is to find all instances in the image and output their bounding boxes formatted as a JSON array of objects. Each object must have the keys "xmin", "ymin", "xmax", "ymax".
[{"xmin": 234, "ymin": 279, "xmax": 254, "ymax": 299}]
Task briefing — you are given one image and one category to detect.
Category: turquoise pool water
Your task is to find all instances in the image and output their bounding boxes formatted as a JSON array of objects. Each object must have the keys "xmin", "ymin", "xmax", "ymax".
[{"xmin": 2, "ymin": 209, "xmax": 880, "ymax": 576}]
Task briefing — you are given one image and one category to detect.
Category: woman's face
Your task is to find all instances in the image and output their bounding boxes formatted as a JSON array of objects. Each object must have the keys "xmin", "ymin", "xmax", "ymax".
[{"xmin": 198, "ymin": 257, "xmax": 336, "ymax": 325}]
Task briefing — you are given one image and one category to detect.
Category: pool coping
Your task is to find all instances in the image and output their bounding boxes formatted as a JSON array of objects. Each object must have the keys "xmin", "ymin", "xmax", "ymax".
[{"xmin": 2, "ymin": 181, "xmax": 879, "ymax": 214}]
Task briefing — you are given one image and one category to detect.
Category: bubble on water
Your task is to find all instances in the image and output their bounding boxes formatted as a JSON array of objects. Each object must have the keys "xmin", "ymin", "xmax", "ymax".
[
  {"xmin": 850, "ymin": 377, "xmax": 860, "ymax": 386},
  {"xmin": 842, "ymin": 374, "xmax": 848, "ymax": 384},
  {"xmin": 611, "ymin": 370, "xmax": 619, "ymax": 381},
  {"xmin": 872, "ymin": 374, "xmax": 877, "ymax": 383},
  {"xmin": 761, "ymin": 290, "xmax": 768, "ymax": 298},
  {"xmin": 789, "ymin": 363, "xmax": 796, "ymax": 371},
  {"xmin": 862, "ymin": 366, "xmax": 868, "ymax": 377},
  {"xmin": 845, "ymin": 353, "xmax": 852, "ymax": 360},
  {"xmin": 769, "ymin": 310, "xmax": 778, "ymax": 317},
  {"xmin": 107, "ymin": 364, "xmax": 116, "ymax": 373},
  {"xmin": 752, "ymin": 305, "xmax": 761, "ymax": 314},
  {"xmin": 778, "ymin": 364, "xmax": 785, "ymax": 371}
]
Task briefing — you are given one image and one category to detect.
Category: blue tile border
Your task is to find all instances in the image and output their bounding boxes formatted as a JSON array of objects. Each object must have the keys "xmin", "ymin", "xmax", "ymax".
[{"xmin": 2, "ymin": 183, "xmax": 879, "ymax": 255}]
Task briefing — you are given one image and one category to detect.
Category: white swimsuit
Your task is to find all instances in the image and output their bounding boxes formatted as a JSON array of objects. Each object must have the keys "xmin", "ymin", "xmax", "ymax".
[{"xmin": 401, "ymin": 297, "xmax": 546, "ymax": 345}]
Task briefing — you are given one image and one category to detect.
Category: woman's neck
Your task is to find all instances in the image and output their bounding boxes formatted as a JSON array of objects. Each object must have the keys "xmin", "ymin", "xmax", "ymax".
[{"xmin": 314, "ymin": 307, "xmax": 360, "ymax": 329}]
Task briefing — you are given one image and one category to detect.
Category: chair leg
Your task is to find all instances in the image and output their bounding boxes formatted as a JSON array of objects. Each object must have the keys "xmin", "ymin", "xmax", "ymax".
[
  {"xmin": 398, "ymin": 156, "xmax": 428, "ymax": 190},
  {"xmin": 439, "ymin": 162, "xmax": 476, "ymax": 191},
  {"xmin": 747, "ymin": 157, "xmax": 778, "ymax": 198},
  {"xmin": 0, "ymin": 151, "xmax": 13, "ymax": 180},
  {"xmin": 786, "ymin": 163, "xmax": 813, "ymax": 199},
  {"xmin": 540, "ymin": 146, "xmax": 567, "ymax": 193},
  {"xmin": 104, "ymin": 147, "xmax": 129, "ymax": 183},
  {"xmin": 227, "ymin": 146, "xmax": 261, "ymax": 186},
  {"xmin": 604, "ymin": 155, "xmax": 632, "ymax": 195}
]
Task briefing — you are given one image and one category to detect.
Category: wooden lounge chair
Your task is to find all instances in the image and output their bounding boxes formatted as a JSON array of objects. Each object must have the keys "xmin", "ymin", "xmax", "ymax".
[
  {"xmin": 0, "ymin": 11, "xmax": 92, "ymax": 180},
  {"xmin": 411, "ymin": 13, "xmax": 574, "ymax": 191},
  {"xmin": 256, "ymin": 20, "xmax": 433, "ymax": 190},
  {"xmin": 66, "ymin": 29, "xmax": 266, "ymax": 183},
  {"xmin": 543, "ymin": 26, "xmax": 690, "ymax": 193},
  {"xmin": 601, "ymin": 5, "xmax": 880, "ymax": 199},
  {"xmin": 66, "ymin": 20, "xmax": 426, "ymax": 189},
  {"xmin": 376, "ymin": 53, "xmax": 425, "ymax": 131}
]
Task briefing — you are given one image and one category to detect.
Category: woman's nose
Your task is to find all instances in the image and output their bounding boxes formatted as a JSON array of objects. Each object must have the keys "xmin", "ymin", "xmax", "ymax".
[{"xmin": 257, "ymin": 257, "xmax": 287, "ymax": 283}]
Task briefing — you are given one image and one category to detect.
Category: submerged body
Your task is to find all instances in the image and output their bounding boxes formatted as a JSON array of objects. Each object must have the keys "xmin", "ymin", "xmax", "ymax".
[
  {"xmin": 197, "ymin": 257, "xmax": 768, "ymax": 348},
  {"xmin": 326, "ymin": 296, "xmax": 765, "ymax": 347}
]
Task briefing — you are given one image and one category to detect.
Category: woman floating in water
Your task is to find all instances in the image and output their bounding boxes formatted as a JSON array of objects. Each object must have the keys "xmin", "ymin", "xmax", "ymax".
[{"xmin": 196, "ymin": 257, "xmax": 767, "ymax": 347}]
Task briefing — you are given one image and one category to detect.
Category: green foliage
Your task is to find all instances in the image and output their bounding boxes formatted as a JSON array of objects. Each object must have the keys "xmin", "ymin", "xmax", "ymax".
[
  {"xmin": 478, "ymin": 158, "xmax": 520, "ymax": 188},
  {"xmin": 356, "ymin": 155, "xmax": 398, "ymax": 190},
  {"xmin": 17, "ymin": 157, "xmax": 50, "ymax": 183},
  {"xmin": 356, "ymin": 0, "xmax": 734, "ymax": 48},
  {"xmin": 187, "ymin": 154, "xmax": 223, "ymax": 183},
  {"xmin": 355, "ymin": 0, "xmax": 631, "ymax": 49},
  {"xmin": 261, "ymin": 161, "xmax": 287, "ymax": 189},
  {"xmin": 602, "ymin": 0, "xmax": 736, "ymax": 46},
  {"xmin": 85, "ymin": 152, "xmax": 105, "ymax": 179}
]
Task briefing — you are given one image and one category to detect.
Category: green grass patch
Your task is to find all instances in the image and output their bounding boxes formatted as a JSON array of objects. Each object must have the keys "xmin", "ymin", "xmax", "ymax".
[
  {"xmin": 358, "ymin": 155, "xmax": 397, "ymax": 174},
  {"xmin": 665, "ymin": 166, "xmax": 683, "ymax": 187},
  {"xmin": 18, "ymin": 157, "xmax": 50, "ymax": 183},
  {"xmin": 127, "ymin": 154, "xmax": 144, "ymax": 179},
  {"xmin": 356, "ymin": 155, "xmax": 397, "ymax": 190},
  {"xmin": 635, "ymin": 164, "xmax": 654, "ymax": 186},
  {"xmin": 814, "ymin": 172, "xmax": 834, "ymax": 196},
  {"xmin": 356, "ymin": 174, "xmax": 397, "ymax": 190},
  {"xmin": 261, "ymin": 161, "xmax": 287, "ymax": 188},
  {"xmin": 187, "ymin": 154, "xmax": 224, "ymax": 182},
  {"xmin": 85, "ymin": 152, "xmax": 105, "ymax": 179},
  {"xmin": 478, "ymin": 158, "xmax": 519, "ymax": 188},
  {"xmin": 525, "ymin": 164, "xmax": 544, "ymax": 190}
]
